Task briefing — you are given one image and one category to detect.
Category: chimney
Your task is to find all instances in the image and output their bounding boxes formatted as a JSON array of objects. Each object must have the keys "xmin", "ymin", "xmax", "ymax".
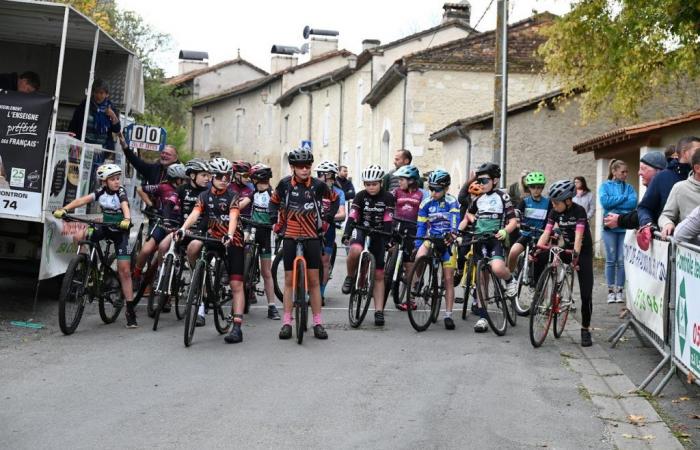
[
  {"xmin": 302, "ymin": 26, "xmax": 340, "ymax": 59},
  {"xmin": 362, "ymin": 39, "xmax": 381, "ymax": 52},
  {"xmin": 442, "ymin": 1, "xmax": 471, "ymax": 25},
  {"xmin": 178, "ymin": 50, "xmax": 208, "ymax": 75},
  {"xmin": 270, "ymin": 45, "xmax": 299, "ymax": 73}
]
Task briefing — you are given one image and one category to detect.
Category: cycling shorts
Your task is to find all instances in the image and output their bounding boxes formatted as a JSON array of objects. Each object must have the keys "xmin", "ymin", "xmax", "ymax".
[
  {"xmin": 323, "ymin": 224, "xmax": 336, "ymax": 255},
  {"xmin": 225, "ymin": 246, "xmax": 244, "ymax": 282},
  {"xmin": 350, "ymin": 228, "xmax": 386, "ymax": 270},
  {"xmin": 475, "ymin": 239, "xmax": 506, "ymax": 261},
  {"xmin": 90, "ymin": 225, "xmax": 130, "ymax": 261},
  {"xmin": 255, "ymin": 229, "xmax": 272, "ymax": 258},
  {"xmin": 282, "ymin": 238, "xmax": 322, "ymax": 271},
  {"xmin": 149, "ymin": 224, "xmax": 170, "ymax": 245},
  {"xmin": 397, "ymin": 222, "xmax": 417, "ymax": 262},
  {"xmin": 420, "ymin": 240, "xmax": 457, "ymax": 269},
  {"xmin": 515, "ymin": 235, "xmax": 534, "ymax": 248}
]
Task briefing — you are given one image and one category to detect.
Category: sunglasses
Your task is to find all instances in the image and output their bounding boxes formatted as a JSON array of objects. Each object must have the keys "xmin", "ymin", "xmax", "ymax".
[
  {"xmin": 529, "ymin": 184, "xmax": 545, "ymax": 190},
  {"xmin": 214, "ymin": 174, "xmax": 231, "ymax": 181},
  {"xmin": 429, "ymin": 186, "xmax": 445, "ymax": 193},
  {"xmin": 477, "ymin": 177, "xmax": 492, "ymax": 185},
  {"xmin": 293, "ymin": 164, "xmax": 312, "ymax": 170}
]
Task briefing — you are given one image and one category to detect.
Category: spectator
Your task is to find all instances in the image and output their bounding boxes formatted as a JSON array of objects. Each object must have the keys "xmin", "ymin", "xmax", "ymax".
[
  {"xmin": 638, "ymin": 136, "xmax": 700, "ymax": 228},
  {"xmin": 675, "ymin": 205, "xmax": 700, "ymax": 246},
  {"xmin": 665, "ymin": 143, "xmax": 678, "ymax": 163},
  {"xmin": 382, "ymin": 149, "xmax": 423, "ymax": 191},
  {"xmin": 600, "ymin": 159, "xmax": 637, "ymax": 303},
  {"xmin": 659, "ymin": 150, "xmax": 700, "ymax": 238},
  {"xmin": 604, "ymin": 151, "xmax": 667, "ymax": 230},
  {"xmin": 68, "ymin": 79, "xmax": 120, "ymax": 150},
  {"xmin": 0, "ymin": 71, "xmax": 40, "ymax": 93},
  {"xmin": 335, "ymin": 165, "xmax": 355, "ymax": 201},
  {"xmin": 508, "ymin": 169, "xmax": 530, "ymax": 206},
  {"xmin": 572, "ymin": 176, "xmax": 595, "ymax": 220},
  {"xmin": 118, "ymin": 134, "xmax": 179, "ymax": 186}
]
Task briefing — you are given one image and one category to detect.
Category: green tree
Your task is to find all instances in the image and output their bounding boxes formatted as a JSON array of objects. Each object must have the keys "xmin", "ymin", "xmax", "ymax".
[{"xmin": 539, "ymin": 0, "xmax": 700, "ymax": 121}]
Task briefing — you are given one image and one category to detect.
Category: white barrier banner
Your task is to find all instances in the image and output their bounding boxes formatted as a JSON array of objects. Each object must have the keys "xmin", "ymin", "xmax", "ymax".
[
  {"xmin": 623, "ymin": 230, "xmax": 669, "ymax": 341},
  {"xmin": 39, "ymin": 213, "xmax": 88, "ymax": 280},
  {"xmin": 674, "ymin": 244, "xmax": 700, "ymax": 378}
]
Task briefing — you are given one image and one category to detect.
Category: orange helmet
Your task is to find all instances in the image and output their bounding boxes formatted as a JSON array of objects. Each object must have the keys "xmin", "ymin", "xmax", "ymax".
[{"xmin": 468, "ymin": 181, "xmax": 483, "ymax": 196}]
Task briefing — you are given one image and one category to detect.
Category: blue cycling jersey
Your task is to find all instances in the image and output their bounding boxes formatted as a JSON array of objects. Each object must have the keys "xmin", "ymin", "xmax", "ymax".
[
  {"xmin": 519, "ymin": 195, "xmax": 550, "ymax": 237},
  {"xmin": 415, "ymin": 194, "xmax": 460, "ymax": 248}
]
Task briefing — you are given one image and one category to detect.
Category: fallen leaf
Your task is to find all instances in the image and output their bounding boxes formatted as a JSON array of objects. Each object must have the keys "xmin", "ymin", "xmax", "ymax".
[
  {"xmin": 622, "ymin": 434, "xmax": 634, "ymax": 439},
  {"xmin": 690, "ymin": 414, "xmax": 700, "ymax": 420},
  {"xmin": 677, "ymin": 432, "xmax": 691, "ymax": 439},
  {"xmin": 641, "ymin": 435, "xmax": 655, "ymax": 441},
  {"xmin": 672, "ymin": 396, "xmax": 690, "ymax": 403},
  {"xmin": 687, "ymin": 371, "xmax": 696, "ymax": 384},
  {"xmin": 628, "ymin": 415, "xmax": 646, "ymax": 425}
]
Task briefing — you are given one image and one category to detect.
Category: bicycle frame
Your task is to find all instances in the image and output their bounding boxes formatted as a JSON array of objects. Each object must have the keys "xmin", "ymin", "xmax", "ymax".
[{"xmin": 291, "ymin": 241, "xmax": 308, "ymax": 293}]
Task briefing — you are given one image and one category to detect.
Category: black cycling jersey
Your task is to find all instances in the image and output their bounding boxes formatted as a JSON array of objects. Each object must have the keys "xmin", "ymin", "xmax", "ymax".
[
  {"xmin": 344, "ymin": 189, "xmax": 395, "ymax": 236},
  {"xmin": 270, "ymin": 175, "xmax": 338, "ymax": 238},
  {"xmin": 545, "ymin": 203, "xmax": 593, "ymax": 252},
  {"xmin": 194, "ymin": 187, "xmax": 243, "ymax": 245},
  {"xmin": 177, "ymin": 182, "xmax": 207, "ymax": 231}
]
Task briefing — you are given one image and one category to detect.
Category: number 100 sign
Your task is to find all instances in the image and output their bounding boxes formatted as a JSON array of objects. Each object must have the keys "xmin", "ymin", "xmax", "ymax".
[{"xmin": 124, "ymin": 124, "xmax": 167, "ymax": 152}]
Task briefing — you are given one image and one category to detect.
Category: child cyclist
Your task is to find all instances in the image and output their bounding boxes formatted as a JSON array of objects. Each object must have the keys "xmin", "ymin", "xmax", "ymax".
[
  {"xmin": 53, "ymin": 163, "xmax": 137, "ymax": 328},
  {"xmin": 315, "ymin": 160, "xmax": 346, "ymax": 303},
  {"xmin": 175, "ymin": 157, "xmax": 246, "ymax": 344},
  {"xmin": 270, "ymin": 148, "xmax": 338, "ymax": 340},
  {"xmin": 460, "ymin": 162, "xmax": 518, "ymax": 333},
  {"xmin": 248, "ymin": 163, "xmax": 281, "ymax": 320},
  {"xmin": 341, "ymin": 164, "xmax": 395, "ymax": 326},
  {"xmin": 536, "ymin": 180, "xmax": 594, "ymax": 347},
  {"xmin": 414, "ymin": 169, "xmax": 460, "ymax": 329},
  {"xmin": 389, "ymin": 164, "xmax": 425, "ymax": 311},
  {"xmin": 507, "ymin": 171, "xmax": 550, "ymax": 285}
]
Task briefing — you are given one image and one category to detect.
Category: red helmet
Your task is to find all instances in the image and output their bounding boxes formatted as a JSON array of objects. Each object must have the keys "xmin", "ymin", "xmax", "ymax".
[
  {"xmin": 231, "ymin": 160, "xmax": 251, "ymax": 175},
  {"xmin": 250, "ymin": 163, "xmax": 272, "ymax": 182}
]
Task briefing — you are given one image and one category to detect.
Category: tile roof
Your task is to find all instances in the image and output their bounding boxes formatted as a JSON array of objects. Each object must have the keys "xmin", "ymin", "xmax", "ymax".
[
  {"xmin": 165, "ymin": 58, "xmax": 268, "ymax": 86},
  {"xmin": 371, "ymin": 19, "xmax": 476, "ymax": 53},
  {"xmin": 275, "ymin": 65, "xmax": 354, "ymax": 106}
]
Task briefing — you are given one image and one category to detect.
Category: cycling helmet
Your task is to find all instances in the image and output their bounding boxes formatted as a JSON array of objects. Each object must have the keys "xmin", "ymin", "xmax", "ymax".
[
  {"xmin": 394, "ymin": 164, "xmax": 420, "ymax": 181},
  {"xmin": 475, "ymin": 162, "xmax": 501, "ymax": 179},
  {"xmin": 361, "ymin": 164, "xmax": 385, "ymax": 182},
  {"xmin": 250, "ymin": 163, "xmax": 272, "ymax": 182},
  {"xmin": 315, "ymin": 160, "xmax": 339, "ymax": 175},
  {"xmin": 185, "ymin": 158, "xmax": 210, "ymax": 175},
  {"xmin": 524, "ymin": 171, "xmax": 546, "ymax": 186},
  {"xmin": 209, "ymin": 157, "xmax": 233, "ymax": 175},
  {"xmin": 166, "ymin": 163, "xmax": 188, "ymax": 180},
  {"xmin": 288, "ymin": 148, "xmax": 314, "ymax": 165},
  {"xmin": 548, "ymin": 179, "xmax": 575, "ymax": 201},
  {"xmin": 468, "ymin": 181, "xmax": 483, "ymax": 196},
  {"xmin": 428, "ymin": 169, "xmax": 451, "ymax": 188},
  {"xmin": 96, "ymin": 163, "xmax": 122, "ymax": 181},
  {"xmin": 231, "ymin": 160, "xmax": 251, "ymax": 174}
]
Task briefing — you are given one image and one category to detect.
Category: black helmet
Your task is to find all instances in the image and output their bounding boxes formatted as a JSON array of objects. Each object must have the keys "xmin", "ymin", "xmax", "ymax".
[
  {"xmin": 288, "ymin": 148, "xmax": 314, "ymax": 165},
  {"xmin": 548, "ymin": 179, "xmax": 575, "ymax": 201},
  {"xmin": 475, "ymin": 162, "xmax": 501, "ymax": 179},
  {"xmin": 185, "ymin": 158, "xmax": 210, "ymax": 175}
]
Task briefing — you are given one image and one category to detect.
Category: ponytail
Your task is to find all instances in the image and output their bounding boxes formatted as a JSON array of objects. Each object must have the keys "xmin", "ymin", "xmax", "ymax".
[{"xmin": 608, "ymin": 159, "xmax": 627, "ymax": 181}]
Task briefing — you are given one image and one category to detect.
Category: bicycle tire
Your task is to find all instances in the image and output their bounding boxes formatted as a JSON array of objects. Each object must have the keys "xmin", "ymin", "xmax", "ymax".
[
  {"xmin": 476, "ymin": 260, "xmax": 508, "ymax": 336},
  {"xmin": 407, "ymin": 255, "xmax": 435, "ymax": 332},
  {"xmin": 461, "ymin": 256, "xmax": 475, "ymax": 320},
  {"xmin": 383, "ymin": 246, "xmax": 399, "ymax": 306},
  {"xmin": 553, "ymin": 268, "xmax": 575, "ymax": 339},
  {"xmin": 58, "ymin": 254, "xmax": 89, "ymax": 335},
  {"xmin": 152, "ymin": 254, "xmax": 173, "ymax": 331},
  {"xmin": 243, "ymin": 246, "xmax": 256, "ymax": 314},
  {"xmin": 529, "ymin": 269, "xmax": 555, "ymax": 348},
  {"xmin": 514, "ymin": 253, "xmax": 533, "ymax": 317},
  {"xmin": 184, "ymin": 260, "xmax": 204, "ymax": 347},
  {"xmin": 348, "ymin": 252, "xmax": 375, "ymax": 328},
  {"xmin": 212, "ymin": 258, "xmax": 231, "ymax": 334},
  {"xmin": 130, "ymin": 226, "xmax": 143, "ymax": 272},
  {"xmin": 98, "ymin": 255, "xmax": 123, "ymax": 325},
  {"xmin": 329, "ymin": 242, "xmax": 337, "ymax": 280},
  {"xmin": 272, "ymin": 249, "xmax": 284, "ymax": 302},
  {"xmin": 294, "ymin": 259, "xmax": 307, "ymax": 345},
  {"xmin": 430, "ymin": 267, "xmax": 443, "ymax": 324},
  {"xmin": 174, "ymin": 259, "xmax": 190, "ymax": 320}
]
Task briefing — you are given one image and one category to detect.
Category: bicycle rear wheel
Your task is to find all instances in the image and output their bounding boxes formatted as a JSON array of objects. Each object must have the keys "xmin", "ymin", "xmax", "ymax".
[
  {"xmin": 430, "ymin": 268, "xmax": 443, "ymax": 324},
  {"xmin": 99, "ymin": 256, "xmax": 123, "ymax": 325},
  {"xmin": 58, "ymin": 254, "xmax": 90, "ymax": 335},
  {"xmin": 243, "ymin": 246, "xmax": 256, "ymax": 314},
  {"xmin": 529, "ymin": 269, "xmax": 555, "ymax": 347},
  {"xmin": 514, "ymin": 253, "xmax": 533, "ymax": 317},
  {"xmin": 476, "ymin": 260, "xmax": 508, "ymax": 336},
  {"xmin": 184, "ymin": 260, "xmax": 204, "ymax": 347},
  {"xmin": 152, "ymin": 254, "xmax": 173, "ymax": 331},
  {"xmin": 348, "ymin": 252, "xmax": 375, "ymax": 328},
  {"xmin": 212, "ymin": 259, "xmax": 231, "ymax": 334},
  {"xmin": 174, "ymin": 259, "xmax": 190, "ymax": 320},
  {"xmin": 461, "ymin": 257, "xmax": 475, "ymax": 320},
  {"xmin": 329, "ymin": 242, "xmax": 337, "ymax": 280},
  {"xmin": 553, "ymin": 268, "xmax": 574, "ymax": 339},
  {"xmin": 407, "ymin": 256, "xmax": 434, "ymax": 332},
  {"xmin": 272, "ymin": 249, "xmax": 284, "ymax": 302},
  {"xmin": 294, "ymin": 259, "xmax": 307, "ymax": 344},
  {"xmin": 383, "ymin": 246, "xmax": 399, "ymax": 306}
]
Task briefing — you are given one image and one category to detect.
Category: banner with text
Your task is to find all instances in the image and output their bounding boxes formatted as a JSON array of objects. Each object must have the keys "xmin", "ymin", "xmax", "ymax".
[
  {"xmin": 624, "ymin": 230, "xmax": 669, "ymax": 341},
  {"xmin": 673, "ymin": 243, "xmax": 700, "ymax": 379},
  {"xmin": 0, "ymin": 90, "xmax": 53, "ymax": 218}
]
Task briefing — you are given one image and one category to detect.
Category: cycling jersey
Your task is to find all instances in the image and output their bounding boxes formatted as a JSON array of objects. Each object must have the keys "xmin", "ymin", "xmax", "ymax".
[
  {"xmin": 142, "ymin": 182, "xmax": 181, "ymax": 222},
  {"xmin": 391, "ymin": 187, "xmax": 425, "ymax": 222},
  {"xmin": 270, "ymin": 175, "xmax": 338, "ymax": 238},
  {"xmin": 193, "ymin": 187, "xmax": 244, "ymax": 246},
  {"xmin": 518, "ymin": 195, "xmax": 550, "ymax": 238},
  {"xmin": 544, "ymin": 203, "xmax": 593, "ymax": 252},
  {"xmin": 467, "ymin": 190, "xmax": 515, "ymax": 235},
  {"xmin": 229, "ymin": 181, "xmax": 254, "ymax": 218},
  {"xmin": 345, "ymin": 189, "xmax": 394, "ymax": 232},
  {"xmin": 416, "ymin": 194, "xmax": 460, "ymax": 246},
  {"xmin": 177, "ymin": 182, "xmax": 207, "ymax": 231},
  {"xmin": 323, "ymin": 186, "xmax": 345, "ymax": 254},
  {"xmin": 91, "ymin": 186, "xmax": 128, "ymax": 222},
  {"xmin": 252, "ymin": 187, "xmax": 273, "ymax": 224}
]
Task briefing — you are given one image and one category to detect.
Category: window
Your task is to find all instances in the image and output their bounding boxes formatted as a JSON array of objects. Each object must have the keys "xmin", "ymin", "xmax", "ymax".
[
  {"xmin": 322, "ymin": 104, "xmax": 330, "ymax": 147},
  {"xmin": 235, "ymin": 108, "xmax": 245, "ymax": 144},
  {"xmin": 356, "ymin": 78, "xmax": 364, "ymax": 127}
]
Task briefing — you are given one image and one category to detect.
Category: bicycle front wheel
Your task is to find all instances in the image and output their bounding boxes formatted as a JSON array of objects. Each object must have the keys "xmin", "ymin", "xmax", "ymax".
[
  {"xmin": 476, "ymin": 260, "xmax": 508, "ymax": 336},
  {"xmin": 58, "ymin": 254, "xmax": 90, "ymax": 335},
  {"xmin": 514, "ymin": 253, "xmax": 533, "ymax": 316},
  {"xmin": 348, "ymin": 252, "xmax": 375, "ymax": 328},
  {"xmin": 383, "ymin": 246, "xmax": 399, "ymax": 306},
  {"xmin": 553, "ymin": 268, "xmax": 575, "ymax": 339},
  {"xmin": 407, "ymin": 256, "xmax": 435, "ymax": 332},
  {"xmin": 174, "ymin": 259, "xmax": 190, "ymax": 320},
  {"xmin": 183, "ymin": 260, "xmax": 204, "ymax": 347},
  {"xmin": 294, "ymin": 259, "xmax": 307, "ymax": 345},
  {"xmin": 99, "ymin": 256, "xmax": 123, "ymax": 325},
  {"xmin": 529, "ymin": 269, "xmax": 555, "ymax": 347},
  {"xmin": 243, "ymin": 246, "xmax": 256, "ymax": 314},
  {"xmin": 152, "ymin": 254, "xmax": 173, "ymax": 331},
  {"xmin": 212, "ymin": 259, "xmax": 231, "ymax": 334},
  {"xmin": 461, "ymin": 256, "xmax": 475, "ymax": 321},
  {"xmin": 272, "ymin": 249, "xmax": 284, "ymax": 302}
]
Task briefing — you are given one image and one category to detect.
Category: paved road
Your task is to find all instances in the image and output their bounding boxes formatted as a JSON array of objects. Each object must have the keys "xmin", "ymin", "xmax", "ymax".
[{"xmin": 0, "ymin": 255, "xmax": 686, "ymax": 449}]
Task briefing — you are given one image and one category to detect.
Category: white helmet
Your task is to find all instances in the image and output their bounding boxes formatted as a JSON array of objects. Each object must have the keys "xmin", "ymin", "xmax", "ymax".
[
  {"xmin": 315, "ymin": 160, "xmax": 338, "ymax": 175},
  {"xmin": 209, "ymin": 157, "xmax": 232, "ymax": 175},
  {"xmin": 361, "ymin": 164, "xmax": 384, "ymax": 182},
  {"xmin": 166, "ymin": 163, "xmax": 188, "ymax": 180},
  {"xmin": 96, "ymin": 163, "xmax": 122, "ymax": 181}
]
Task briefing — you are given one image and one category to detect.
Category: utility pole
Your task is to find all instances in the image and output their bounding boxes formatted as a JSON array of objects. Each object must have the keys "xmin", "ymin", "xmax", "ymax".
[{"xmin": 492, "ymin": 0, "xmax": 508, "ymax": 188}]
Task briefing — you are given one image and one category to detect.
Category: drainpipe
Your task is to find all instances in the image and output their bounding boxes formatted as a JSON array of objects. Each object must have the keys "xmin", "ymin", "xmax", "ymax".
[
  {"xmin": 457, "ymin": 127, "xmax": 472, "ymax": 181},
  {"xmin": 392, "ymin": 65, "xmax": 407, "ymax": 149},
  {"xmin": 299, "ymin": 87, "xmax": 312, "ymax": 141},
  {"xmin": 330, "ymin": 74, "xmax": 345, "ymax": 163}
]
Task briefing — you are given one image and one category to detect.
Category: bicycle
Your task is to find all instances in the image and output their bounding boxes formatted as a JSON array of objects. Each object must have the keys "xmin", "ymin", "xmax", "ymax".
[
  {"xmin": 347, "ymin": 225, "xmax": 392, "ymax": 328},
  {"xmin": 57, "ymin": 215, "xmax": 128, "ymax": 335},
  {"xmin": 182, "ymin": 233, "xmax": 233, "ymax": 347},
  {"xmin": 283, "ymin": 235, "xmax": 322, "ymax": 344},
  {"xmin": 512, "ymin": 224, "xmax": 556, "ymax": 317},
  {"xmin": 383, "ymin": 217, "xmax": 416, "ymax": 309},
  {"xmin": 151, "ymin": 221, "xmax": 191, "ymax": 331},
  {"xmin": 457, "ymin": 231, "xmax": 477, "ymax": 321},
  {"xmin": 473, "ymin": 234, "xmax": 511, "ymax": 336},
  {"xmin": 529, "ymin": 245, "xmax": 576, "ymax": 348},
  {"xmin": 241, "ymin": 217, "xmax": 274, "ymax": 314},
  {"xmin": 131, "ymin": 210, "xmax": 166, "ymax": 318}
]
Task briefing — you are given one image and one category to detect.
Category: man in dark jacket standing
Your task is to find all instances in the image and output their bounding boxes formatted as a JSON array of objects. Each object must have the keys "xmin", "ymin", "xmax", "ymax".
[
  {"xmin": 335, "ymin": 165, "xmax": 355, "ymax": 201},
  {"xmin": 382, "ymin": 149, "xmax": 424, "ymax": 191},
  {"xmin": 0, "ymin": 71, "xmax": 40, "ymax": 93},
  {"xmin": 118, "ymin": 134, "xmax": 178, "ymax": 185}
]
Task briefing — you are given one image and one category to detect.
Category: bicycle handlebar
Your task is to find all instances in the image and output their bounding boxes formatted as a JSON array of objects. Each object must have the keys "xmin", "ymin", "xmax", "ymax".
[
  {"xmin": 62, "ymin": 214, "xmax": 130, "ymax": 231},
  {"xmin": 353, "ymin": 224, "xmax": 393, "ymax": 238},
  {"xmin": 241, "ymin": 217, "xmax": 273, "ymax": 230},
  {"xmin": 184, "ymin": 232, "xmax": 227, "ymax": 247}
]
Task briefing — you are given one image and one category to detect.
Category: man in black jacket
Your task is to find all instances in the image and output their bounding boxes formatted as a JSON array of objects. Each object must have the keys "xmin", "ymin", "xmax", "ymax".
[
  {"xmin": 118, "ymin": 133, "xmax": 178, "ymax": 185},
  {"xmin": 0, "ymin": 71, "xmax": 40, "ymax": 93},
  {"xmin": 335, "ymin": 165, "xmax": 355, "ymax": 201}
]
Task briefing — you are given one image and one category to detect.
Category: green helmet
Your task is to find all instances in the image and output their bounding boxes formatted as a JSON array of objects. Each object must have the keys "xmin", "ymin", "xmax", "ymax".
[{"xmin": 525, "ymin": 171, "xmax": 546, "ymax": 186}]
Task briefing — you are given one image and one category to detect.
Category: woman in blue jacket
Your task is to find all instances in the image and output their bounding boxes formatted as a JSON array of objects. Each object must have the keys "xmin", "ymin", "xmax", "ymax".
[{"xmin": 599, "ymin": 159, "xmax": 637, "ymax": 303}]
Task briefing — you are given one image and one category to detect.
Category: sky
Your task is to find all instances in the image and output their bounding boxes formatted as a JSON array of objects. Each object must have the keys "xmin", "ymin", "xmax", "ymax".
[{"xmin": 116, "ymin": 0, "xmax": 573, "ymax": 77}]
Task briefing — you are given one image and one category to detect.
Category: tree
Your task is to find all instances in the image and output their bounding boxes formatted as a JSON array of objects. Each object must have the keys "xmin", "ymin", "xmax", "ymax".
[{"xmin": 539, "ymin": 0, "xmax": 700, "ymax": 121}]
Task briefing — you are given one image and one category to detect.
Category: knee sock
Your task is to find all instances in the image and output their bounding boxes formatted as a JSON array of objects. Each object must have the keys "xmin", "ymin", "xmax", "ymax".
[
  {"xmin": 320, "ymin": 283, "xmax": 326, "ymax": 297},
  {"xmin": 313, "ymin": 313, "xmax": 323, "ymax": 326},
  {"xmin": 283, "ymin": 311, "xmax": 293, "ymax": 325},
  {"xmin": 233, "ymin": 314, "xmax": 243, "ymax": 326},
  {"xmin": 444, "ymin": 310, "xmax": 452, "ymax": 319},
  {"xmin": 198, "ymin": 304, "xmax": 205, "ymax": 316}
]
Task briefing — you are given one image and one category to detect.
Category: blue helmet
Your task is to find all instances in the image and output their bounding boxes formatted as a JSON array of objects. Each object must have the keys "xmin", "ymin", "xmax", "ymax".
[
  {"xmin": 428, "ymin": 169, "xmax": 451, "ymax": 188},
  {"xmin": 394, "ymin": 164, "xmax": 420, "ymax": 181}
]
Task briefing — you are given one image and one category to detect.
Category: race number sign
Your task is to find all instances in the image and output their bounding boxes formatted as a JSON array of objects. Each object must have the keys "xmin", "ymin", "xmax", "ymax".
[
  {"xmin": 0, "ymin": 90, "xmax": 52, "ymax": 219},
  {"xmin": 124, "ymin": 123, "xmax": 167, "ymax": 152}
]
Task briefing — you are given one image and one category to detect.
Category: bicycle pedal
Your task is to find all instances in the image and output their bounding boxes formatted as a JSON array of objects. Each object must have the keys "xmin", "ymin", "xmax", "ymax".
[{"xmin": 255, "ymin": 289, "xmax": 265, "ymax": 296}]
